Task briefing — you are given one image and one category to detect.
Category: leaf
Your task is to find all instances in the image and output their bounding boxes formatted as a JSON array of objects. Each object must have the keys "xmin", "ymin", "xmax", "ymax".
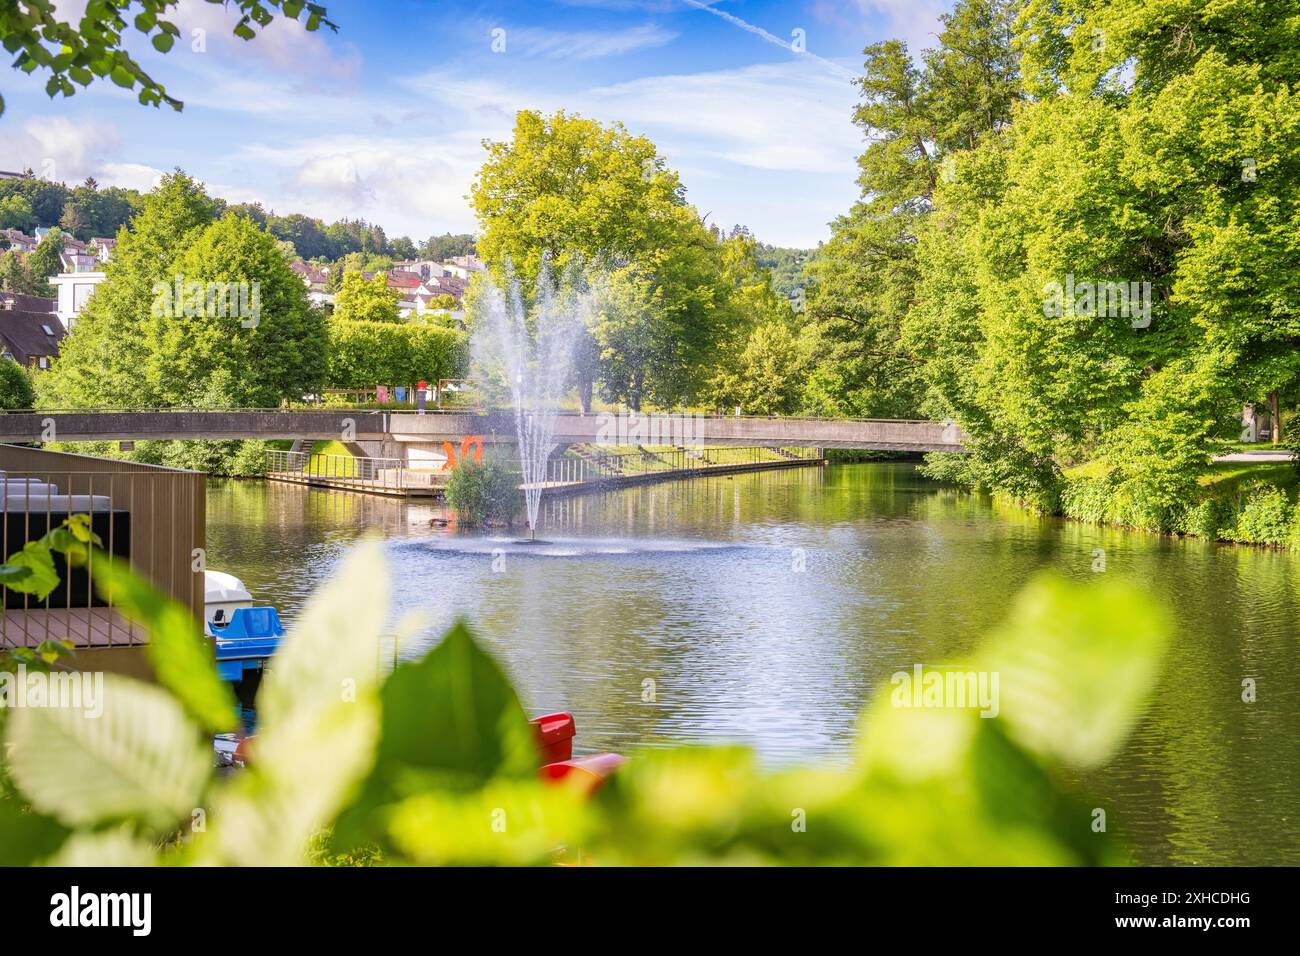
[
  {"xmin": 4, "ymin": 674, "xmax": 211, "ymax": 829},
  {"xmin": 332, "ymin": 619, "xmax": 537, "ymax": 852},
  {"xmin": 375, "ymin": 619, "xmax": 537, "ymax": 784},
  {"xmin": 3, "ymin": 541, "xmax": 58, "ymax": 598},
  {"xmin": 109, "ymin": 65, "xmax": 135, "ymax": 88},
  {"xmin": 200, "ymin": 539, "xmax": 390, "ymax": 865},
  {"xmin": 43, "ymin": 826, "xmax": 156, "ymax": 867},
  {"xmin": 0, "ymin": 797, "xmax": 69, "ymax": 866},
  {"xmin": 974, "ymin": 573, "xmax": 1171, "ymax": 768},
  {"xmin": 93, "ymin": 557, "xmax": 237, "ymax": 733},
  {"xmin": 0, "ymin": 564, "xmax": 33, "ymax": 587},
  {"xmin": 151, "ymin": 32, "xmax": 174, "ymax": 53}
]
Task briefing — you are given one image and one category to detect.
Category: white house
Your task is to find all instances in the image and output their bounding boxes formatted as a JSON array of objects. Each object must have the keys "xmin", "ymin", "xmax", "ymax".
[{"xmin": 50, "ymin": 271, "xmax": 107, "ymax": 329}]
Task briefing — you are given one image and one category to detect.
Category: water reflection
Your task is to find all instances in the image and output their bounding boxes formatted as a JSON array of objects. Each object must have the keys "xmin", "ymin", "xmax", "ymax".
[{"xmin": 205, "ymin": 464, "xmax": 1300, "ymax": 865}]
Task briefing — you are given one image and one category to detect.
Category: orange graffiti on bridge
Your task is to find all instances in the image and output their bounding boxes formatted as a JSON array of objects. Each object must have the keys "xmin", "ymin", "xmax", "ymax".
[{"xmin": 441, "ymin": 435, "xmax": 485, "ymax": 471}]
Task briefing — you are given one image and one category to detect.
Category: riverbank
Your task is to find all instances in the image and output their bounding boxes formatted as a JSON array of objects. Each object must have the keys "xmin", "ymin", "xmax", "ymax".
[{"xmin": 1060, "ymin": 455, "xmax": 1300, "ymax": 550}]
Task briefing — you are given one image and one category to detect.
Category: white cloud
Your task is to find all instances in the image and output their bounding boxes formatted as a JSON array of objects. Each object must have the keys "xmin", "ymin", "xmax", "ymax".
[
  {"xmin": 813, "ymin": 0, "xmax": 952, "ymax": 57},
  {"xmin": 162, "ymin": 0, "xmax": 360, "ymax": 90},
  {"xmin": 0, "ymin": 117, "xmax": 122, "ymax": 182},
  {"xmin": 403, "ymin": 60, "xmax": 862, "ymax": 176},
  {"xmin": 238, "ymin": 59, "xmax": 865, "ymax": 242},
  {"xmin": 502, "ymin": 23, "xmax": 679, "ymax": 59},
  {"xmin": 99, "ymin": 162, "xmax": 168, "ymax": 192}
]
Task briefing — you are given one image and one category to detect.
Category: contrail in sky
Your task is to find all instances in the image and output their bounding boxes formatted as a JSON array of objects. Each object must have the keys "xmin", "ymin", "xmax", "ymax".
[{"xmin": 679, "ymin": 0, "xmax": 862, "ymax": 80}]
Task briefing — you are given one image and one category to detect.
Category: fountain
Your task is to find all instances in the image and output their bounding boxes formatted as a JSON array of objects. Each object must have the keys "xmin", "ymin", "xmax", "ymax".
[{"xmin": 471, "ymin": 263, "xmax": 592, "ymax": 539}]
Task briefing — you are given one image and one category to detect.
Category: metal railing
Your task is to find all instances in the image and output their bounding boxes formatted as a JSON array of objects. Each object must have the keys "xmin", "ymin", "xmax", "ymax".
[
  {"xmin": 265, "ymin": 449, "xmax": 437, "ymax": 493},
  {"xmin": 0, "ymin": 447, "xmax": 206, "ymax": 650},
  {"xmin": 503, "ymin": 446, "xmax": 821, "ymax": 486}
]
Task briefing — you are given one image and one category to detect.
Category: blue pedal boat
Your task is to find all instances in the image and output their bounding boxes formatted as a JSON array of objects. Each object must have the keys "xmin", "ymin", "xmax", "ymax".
[
  {"xmin": 204, "ymin": 571, "xmax": 284, "ymax": 682},
  {"xmin": 208, "ymin": 606, "xmax": 285, "ymax": 682}
]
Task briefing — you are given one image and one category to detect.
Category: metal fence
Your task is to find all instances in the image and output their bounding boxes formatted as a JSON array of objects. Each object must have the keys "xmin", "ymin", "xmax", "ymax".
[
  {"xmin": 265, "ymin": 449, "xmax": 438, "ymax": 494},
  {"xmin": 505, "ymin": 446, "xmax": 821, "ymax": 486},
  {"xmin": 0, "ymin": 446, "xmax": 206, "ymax": 650}
]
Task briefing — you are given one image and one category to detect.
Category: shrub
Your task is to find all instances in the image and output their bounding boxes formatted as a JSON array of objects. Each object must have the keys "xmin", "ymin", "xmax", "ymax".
[
  {"xmin": 444, "ymin": 459, "xmax": 520, "ymax": 526},
  {"xmin": 1178, "ymin": 499, "xmax": 1225, "ymax": 540},
  {"xmin": 327, "ymin": 318, "xmax": 467, "ymax": 388},
  {"xmin": 0, "ymin": 359, "xmax": 35, "ymax": 409},
  {"xmin": 1060, "ymin": 476, "xmax": 1112, "ymax": 525},
  {"xmin": 1232, "ymin": 482, "xmax": 1292, "ymax": 545}
]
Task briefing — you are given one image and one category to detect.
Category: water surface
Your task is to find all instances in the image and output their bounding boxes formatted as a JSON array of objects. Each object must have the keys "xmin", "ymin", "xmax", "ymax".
[{"xmin": 205, "ymin": 463, "xmax": 1300, "ymax": 865}]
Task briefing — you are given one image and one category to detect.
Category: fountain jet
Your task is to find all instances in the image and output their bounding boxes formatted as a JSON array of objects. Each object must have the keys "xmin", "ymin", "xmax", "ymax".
[{"xmin": 472, "ymin": 262, "xmax": 593, "ymax": 535}]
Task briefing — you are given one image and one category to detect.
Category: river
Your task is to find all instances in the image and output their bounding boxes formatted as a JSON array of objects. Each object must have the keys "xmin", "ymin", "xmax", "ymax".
[{"xmin": 205, "ymin": 462, "xmax": 1300, "ymax": 865}]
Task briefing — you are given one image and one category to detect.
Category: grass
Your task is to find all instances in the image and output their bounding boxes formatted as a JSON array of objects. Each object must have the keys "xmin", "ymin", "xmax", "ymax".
[
  {"xmin": 1198, "ymin": 461, "xmax": 1298, "ymax": 499},
  {"xmin": 305, "ymin": 440, "xmax": 360, "ymax": 477}
]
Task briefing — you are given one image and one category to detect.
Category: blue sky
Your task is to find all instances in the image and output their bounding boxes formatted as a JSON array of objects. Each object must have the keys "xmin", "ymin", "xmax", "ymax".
[{"xmin": 0, "ymin": 1, "xmax": 953, "ymax": 248}]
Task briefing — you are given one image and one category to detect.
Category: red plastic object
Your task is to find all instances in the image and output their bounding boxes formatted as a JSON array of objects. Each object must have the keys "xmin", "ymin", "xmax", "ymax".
[
  {"xmin": 540, "ymin": 753, "xmax": 627, "ymax": 795},
  {"xmin": 530, "ymin": 712, "xmax": 575, "ymax": 765}
]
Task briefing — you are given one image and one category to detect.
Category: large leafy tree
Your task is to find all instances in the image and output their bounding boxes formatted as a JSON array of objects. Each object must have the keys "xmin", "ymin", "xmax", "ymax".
[
  {"xmin": 906, "ymin": 0, "xmax": 1300, "ymax": 521},
  {"xmin": 470, "ymin": 109, "xmax": 742, "ymax": 410},
  {"xmin": 38, "ymin": 171, "xmax": 217, "ymax": 408},
  {"xmin": 0, "ymin": 0, "xmax": 334, "ymax": 116},
  {"xmin": 804, "ymin": 0, "xmax": 1022, "ymax": 418},
  {"xmin": 143, "ymin": 214, "xmax": 328, "ymax": 406}
]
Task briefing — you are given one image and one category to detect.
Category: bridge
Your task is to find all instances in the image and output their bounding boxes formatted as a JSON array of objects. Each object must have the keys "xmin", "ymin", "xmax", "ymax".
[{"xmin": 0, "ymin": 409, "xmax": 968, "ymax": 453}]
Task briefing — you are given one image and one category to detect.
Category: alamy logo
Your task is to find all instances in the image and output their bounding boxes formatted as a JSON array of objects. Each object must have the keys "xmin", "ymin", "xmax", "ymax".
[
  {"xmin": 50, "ymin": 886, "xmax": 151, "ymax": 936},
  {"xmin": 890, "ymin": 664, "xmax": 1000, "ymax": 718},
  {"xmin": 0, "ymin": 665, "xmax": 103, "ymax": 718},
  {"xmin": 151, "ymin": 276, "xmax": 261, "ymax": 328},
  {"xmin": 1042, "ymin": 273, "xmax": 1152, "ymax": 328}
]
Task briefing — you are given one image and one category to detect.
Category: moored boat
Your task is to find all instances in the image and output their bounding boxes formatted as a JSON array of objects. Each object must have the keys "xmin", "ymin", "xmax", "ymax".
[{"xmin": 203, "ymin": 570, "xmax": 284, "ymax": 683}]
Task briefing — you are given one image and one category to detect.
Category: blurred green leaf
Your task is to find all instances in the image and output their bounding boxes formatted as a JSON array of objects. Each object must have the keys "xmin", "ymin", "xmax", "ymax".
[
  {"xmin": 4, "ymin": 675, "xmax": 210, "ymax": 829},
  {"xmin": 975, "ymin": 574, "xmax": 1170, "ymax": 767},
  {"xmin": 0, "ymin": 796, "xmax": 69, "ymax": 866},
  {"xmin": 93, "ymin": 557, "xmax": 237, "ymax": 733},
  {"xmin": 333, "ymin": 618, "xmax": 537, "ymax": 852},
  {"xmin": 43, "ymin": 826, "xmax": 156, "ymax": 867},
  {"xmin": 200, "ymin": 539, "xmax": 389, "ymax": 866}
]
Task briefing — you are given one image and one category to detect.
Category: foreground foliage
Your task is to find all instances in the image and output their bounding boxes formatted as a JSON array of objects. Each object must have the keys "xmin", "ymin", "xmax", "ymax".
[{"xmin": 0, "ymin": 538, "xmax": 1171, "ymax": 865}]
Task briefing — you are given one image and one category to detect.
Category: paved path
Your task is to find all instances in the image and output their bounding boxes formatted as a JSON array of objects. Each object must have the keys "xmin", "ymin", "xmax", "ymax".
[{"xmin": 1212, "ymin": 449, "xmax": 1296, "ymax": 463}]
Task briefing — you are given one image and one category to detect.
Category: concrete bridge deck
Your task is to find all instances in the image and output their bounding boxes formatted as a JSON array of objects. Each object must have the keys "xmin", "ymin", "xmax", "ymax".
[{"xmin": 0, "ymin": 409, "xmax": 968, "ymax": 452}]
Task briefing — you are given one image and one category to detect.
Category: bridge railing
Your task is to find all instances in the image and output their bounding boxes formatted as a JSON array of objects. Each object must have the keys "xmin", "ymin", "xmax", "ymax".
[
  {"xmin": 497, "ymin": 446, "xmax": 821, "ymax": 485},
  {"xmin": 265, "ymin": 449, "xmax": 431, "ymax": 493},
  {"xmin": 0, "ymin": 405, "xmax": 945, "ymax": 425}
]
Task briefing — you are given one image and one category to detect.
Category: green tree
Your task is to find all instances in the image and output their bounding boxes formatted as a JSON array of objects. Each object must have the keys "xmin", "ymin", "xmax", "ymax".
[
  {"xmin": 0, "ymin": 194, "xmax": 35, "ymax": 231},
  {"xmin": 333, "ymin": 271, "xmax": 401, "ymax": 323},
  {"xmin": 0, "ymin": 359, "xmax": 35, "ymax": 409},
  {"xmin": 707, "ymin": 320, "xmax": 808, "ymax": 416},
  {"xmin": 471, "ymin": 110, "xmax": 687, "ymax": 290},
  {"xmin": 902, "ymin": 0, "xmax": 1300, "ymax": 524},
  {"xmin": 37, "ymin": 171, "xmax": 218, "ymax": 408},
  {"xmin": 25, "ymin": 227, "xmax": 65, "ymax": 296},
  {"xmin": 0, "ymin": 251, "xmax": 35, "ymax": 294},
  {"xmin": 805, "ymin": 0, "xmax": 1022, "ymax": 419},
  {"xmin": 0, "ymin": 1, "xmax": 335, "ymax": 116},
  {"xmin": 470, "ymin": 110, "xmax": 742, "ymax": 409},
  {"xmin": 144, "ymin": 214, "xmax": 328, "ymax": 406}
]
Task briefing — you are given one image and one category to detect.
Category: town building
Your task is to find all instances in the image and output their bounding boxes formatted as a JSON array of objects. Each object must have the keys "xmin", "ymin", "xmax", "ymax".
[{"xmin": 0, "ymin": 292, "xmax": 64, "ymax": 369}]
